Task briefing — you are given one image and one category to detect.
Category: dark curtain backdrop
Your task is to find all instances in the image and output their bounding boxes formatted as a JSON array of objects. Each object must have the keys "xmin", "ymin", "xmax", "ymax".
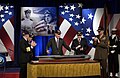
[
  {"xmin": 0, "ymin": 0, "xmax": 120, "ymax": 67},
  {"xmin": 34, "ymin": 36, "xmax": 54, "ymax": 56}
]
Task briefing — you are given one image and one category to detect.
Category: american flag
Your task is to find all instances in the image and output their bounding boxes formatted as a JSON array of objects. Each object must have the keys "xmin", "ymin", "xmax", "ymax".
[
  {"xmin": 0, "ymin": 4, "xmax": 14, "ymax": 61},
  {"xmin": 59, "ymin": 3, "xmax": 119, "ymax": 59},
  {"xmin": 108, "ymin": 14, "xmax": 120, "ymax": 36}
]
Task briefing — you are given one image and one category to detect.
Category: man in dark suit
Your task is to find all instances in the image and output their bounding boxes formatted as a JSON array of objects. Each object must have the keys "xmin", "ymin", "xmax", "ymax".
[
  {"xmin": 108, "ymin": 28, "xmax": 119, "ymax": 77},
  {"xmin": 46, "ymin": 30, "xmax": 71, "ymax": 55},
  {"xmin": 19, "ymin": 30, "xmax": 36, "ymax": 78},
  {"xmin": 71, "ymin": 31, "xmax": 88, "ymax": 55}
]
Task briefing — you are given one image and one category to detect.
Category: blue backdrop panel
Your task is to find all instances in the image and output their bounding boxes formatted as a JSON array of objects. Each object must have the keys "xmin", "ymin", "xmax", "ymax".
[{"xmin": 34, "ymin": 36, "xmax": 54, "ymax": 56}]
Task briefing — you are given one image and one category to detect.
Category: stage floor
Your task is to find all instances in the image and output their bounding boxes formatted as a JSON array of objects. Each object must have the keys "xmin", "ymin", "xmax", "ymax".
[{"xmin": 0, "ymin": 68, "xmax": 20, "ymax": 78}]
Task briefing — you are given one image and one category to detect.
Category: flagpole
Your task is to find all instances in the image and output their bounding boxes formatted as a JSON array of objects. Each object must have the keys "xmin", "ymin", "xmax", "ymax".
[
  {"xmin": 104, "ymin": 2, "xmax": 109, "ymax": 37},
  {"xmin": 104, "ymin": 3, "xmax": 107, "ymax": 36}
]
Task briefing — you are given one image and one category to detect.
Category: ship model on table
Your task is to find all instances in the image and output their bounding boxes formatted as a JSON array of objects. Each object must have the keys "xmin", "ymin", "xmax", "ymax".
[{"xmin": 31, "ymin": 55, "xmax": 92, "ymax": 64}]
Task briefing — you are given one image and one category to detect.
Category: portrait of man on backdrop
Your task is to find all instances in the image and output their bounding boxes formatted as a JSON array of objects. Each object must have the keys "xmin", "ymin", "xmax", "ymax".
[{"xmin": 21, "ymin": 7, "xmax": 57, "ymax": 36}]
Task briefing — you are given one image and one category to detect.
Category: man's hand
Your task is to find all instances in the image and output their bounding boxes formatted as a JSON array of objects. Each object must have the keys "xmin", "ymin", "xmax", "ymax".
[
  {"xmin": 80, "ymin": 47, "xmax": 83, "ymax": 51},
  {"xmin": 46, "ymin": 50, "xmax": 50, "ymax": 54},
  {"xmin": 31, "ymin": 41, "xmax": 37, "ymax": 47},
  {"xmin": 94, "ymin": 37, "xmax": 98, "ymax": 41},
  {"xmin": 94, "ymin": 37, "xmax": 101, "ymax": 43},
  {"xmin": 69, "ymin": 50, "xmax": 74, "ymax": 55},
  {"xmin": 76, "ymin": 45, "xmax": 81, "ymax": 49},
  {"xmin": 97, "ymin": 39, "xmax": 100, "ymax": 43}
]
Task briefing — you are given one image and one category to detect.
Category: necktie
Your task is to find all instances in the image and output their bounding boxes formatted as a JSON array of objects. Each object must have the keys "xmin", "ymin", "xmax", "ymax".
[
  {"xmin": 78, "ymin": 38, "xmax": 81, "ymax": 44},
  {"xmin": 57, "ymin": 39, "xmax": 59, "ymax": 48}
]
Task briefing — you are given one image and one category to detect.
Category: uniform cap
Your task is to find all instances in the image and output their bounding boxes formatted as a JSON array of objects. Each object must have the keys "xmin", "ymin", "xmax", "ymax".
[
  {"xmin": 112, "ymin": 28, "xmax": 117, "ymax": 31},
  {"xmin": 24, "ymin": 9, "xmax": 31, "ymax": 14},
  {"xmin": 77, "ymin": 31, "xmax": 82, "ymax": 36},
  {"xmin": 97, "ymin": 27, "xmax": 104, "ymax": 32},
  {"xmin": 111, "ymin": 28, "xmax": 117, "ymax": 34},
  {"xmin": 44, "ymin": 10, "xmax": 51, "ymax": 15}
]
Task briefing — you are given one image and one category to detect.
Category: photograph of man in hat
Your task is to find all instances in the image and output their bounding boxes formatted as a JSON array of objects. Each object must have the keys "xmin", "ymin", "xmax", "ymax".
[
  {"xmin": 21, "ymin": 9, "xmax": 35, "ymax": 35},
  {"xmin": 71, "ymin": 31, "xmax": 88, "ymax": 55},
  {"xmin": 34, "ymin": 9, "xmax": 57, "ymax": 36},
  {"xmin": 108, "ymin": 28, "xmax": 119, "ymax": 77},
  {"xmin": 93, "ymin": 28, "xmax": 109, "ymax": 78},
  {"xmin": 46, "ymin": 30, "xmax": 71, "ymax": 55},
  {"xmin": 19, "ymin": 30, "xmax": 36, "ymax": 78}
]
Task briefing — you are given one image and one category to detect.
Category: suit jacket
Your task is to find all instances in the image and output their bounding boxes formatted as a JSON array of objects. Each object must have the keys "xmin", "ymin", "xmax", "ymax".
[
  {"xmin": 19, "ymin": 38, "xmax": 33, "ymax": 64},
  {"xmin": 71, "ymin": 38, "xmax": 88, "ymax": 55},
  {"xmin": 93, "ymin": 35, "xmax": 108, "ymax": 60},
  {"xmin": 109, "ymin": 35, "xmax": 119, "ymax": 55},
  {"xmin": 46, "ymin": 38, "xmax": 71, "ymax": 55}
]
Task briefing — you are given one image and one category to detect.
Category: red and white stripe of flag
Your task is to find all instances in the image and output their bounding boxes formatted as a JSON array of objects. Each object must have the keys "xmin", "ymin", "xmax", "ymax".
[{"xmin": 0, "ymin": 17, "xmax": 14, "ymax": 61}]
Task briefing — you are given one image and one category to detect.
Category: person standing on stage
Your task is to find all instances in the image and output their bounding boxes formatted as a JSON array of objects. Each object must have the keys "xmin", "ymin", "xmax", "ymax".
[
  {"xmin": 19, "ymin": 30, "xmax": 36, "ymax": 78},
  {"xmin": 108, "ymin": 28, "xmax": 119, "ymax": 77},
  {"xmin": 93, "ymin": 28, "xmax": 108, "ymax": 78},
  {"xmin": 71, "ymin": 31, "xmax": 88, "ymax": 55},
  {"xmin": 46, "ymin": 30, "xmax": 72, "ymax": 55}
]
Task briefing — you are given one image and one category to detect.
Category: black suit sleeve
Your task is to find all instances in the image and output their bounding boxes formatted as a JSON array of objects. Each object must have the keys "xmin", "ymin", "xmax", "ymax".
[
  {"xmin": 62, "ymin": 39, "xmax": 71, "ymax": 51},
  {"xmin": 46, "ymin": 39, "xmax": 52, "ymax": 50},
  {"xmin": 19, "ymin": 40, "xmax": 28, "ymax": 52},
  {"xmin": 71, "ymin": 40, "xmax": 76, "ymax": 50},
  {"xmin": 82, "ymin": 38, "xmax": 88, "ymax": 52}
]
